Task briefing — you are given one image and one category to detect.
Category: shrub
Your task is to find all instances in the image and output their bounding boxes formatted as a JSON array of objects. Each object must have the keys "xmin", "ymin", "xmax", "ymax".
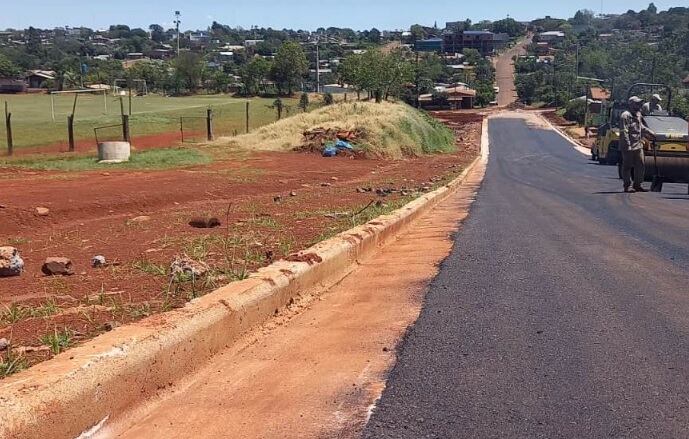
[{"xmin": 563, "ymin": 98, "xmax": 587, "ymax": 124}]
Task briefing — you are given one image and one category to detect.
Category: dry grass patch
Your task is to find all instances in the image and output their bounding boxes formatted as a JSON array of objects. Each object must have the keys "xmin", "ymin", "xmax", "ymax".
[{"xmin": 214, "ymin": 101, "xmax": 455, "ymax": 159}]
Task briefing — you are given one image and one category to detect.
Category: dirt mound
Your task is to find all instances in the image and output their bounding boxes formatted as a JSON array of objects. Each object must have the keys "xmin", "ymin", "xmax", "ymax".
[{"xmin": 216, "ymin": 101, "xmax": 456, "ymax": 159}]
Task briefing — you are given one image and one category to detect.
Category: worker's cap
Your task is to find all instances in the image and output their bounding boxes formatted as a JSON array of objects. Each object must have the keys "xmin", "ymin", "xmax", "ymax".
[
  {"xmin": 652, "ymin": 93, "xmax": 662, "ymax": 102},
  {"xmin": 628, "ymin": 96, "xmax": 643, "ymax": 105}
]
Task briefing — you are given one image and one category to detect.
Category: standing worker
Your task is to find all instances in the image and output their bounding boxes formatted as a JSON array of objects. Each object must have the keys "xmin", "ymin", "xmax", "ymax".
[
  {"xmin": 641, "ymin": 94, "xmax": 663, "ymax": 116},
  {"xmin": 620, "ymin": 96, "xmax": 655, "ymax": 193}
]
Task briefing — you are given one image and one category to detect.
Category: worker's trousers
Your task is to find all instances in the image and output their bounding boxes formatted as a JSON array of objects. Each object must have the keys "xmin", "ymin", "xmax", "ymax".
[{"xmin": 622, "ymin": 148, "xmax": 645, "ymax": 189}]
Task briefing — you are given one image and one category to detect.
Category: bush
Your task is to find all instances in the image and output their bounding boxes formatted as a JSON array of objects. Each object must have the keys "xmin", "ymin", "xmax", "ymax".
[
  {"xmin": 672, "ymin": 93, "xmax": 689, "ymax": 120},
  {"xmin": 323, "ymin": 92, "xmax": 334, "ymax": 105},
  {"xmin": 299, "ymin": 92, "xmax": 309, "ymax": 112},
  {"xmin": 563, "ymin": 98, "xmax": 587, "ymax": 124}
]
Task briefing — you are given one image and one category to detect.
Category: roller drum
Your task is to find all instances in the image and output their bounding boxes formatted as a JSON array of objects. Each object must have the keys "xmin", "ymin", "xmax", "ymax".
[{"xmin": 645, "ymin": 153, "xmax": 689, "ymax": 184}]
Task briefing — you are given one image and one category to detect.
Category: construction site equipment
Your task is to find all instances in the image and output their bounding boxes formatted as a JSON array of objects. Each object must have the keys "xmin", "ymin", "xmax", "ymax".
[
  {"xmin": 620, "ymin": 84, "xmax": 688, "ymax": 192},
  {"xmin": 594, "ymin": 83, "xmax": 689, "ymax": 192}
]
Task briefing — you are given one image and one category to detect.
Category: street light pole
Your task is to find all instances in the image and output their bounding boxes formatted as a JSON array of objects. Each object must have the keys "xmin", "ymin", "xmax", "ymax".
[{"xmin": 174, "ymin": 11, "xmax": 181, "ymax": 57}]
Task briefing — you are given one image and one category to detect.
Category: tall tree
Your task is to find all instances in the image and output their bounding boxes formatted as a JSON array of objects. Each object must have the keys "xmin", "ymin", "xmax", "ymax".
[
  {"xmin": 271, "ymin": 41, "xmax": 308, "ymax": 95},
  {"xmin": 149, "ymin": 24, "xmax": 166, "ymax": 43},
  {"xmin": 368, "ymin": 28, "xmax": 381, "ymax": 43},
  {"xmin": 174, "ymin": 52, "xmax": 205, "ymax": 92},
  {"xmin": 0, "ymin": 54, "xmax": 20, "ymax": 78},
  {"xmin": 241, "ymin": 56, "xmax": 272, "ymax": 95}
]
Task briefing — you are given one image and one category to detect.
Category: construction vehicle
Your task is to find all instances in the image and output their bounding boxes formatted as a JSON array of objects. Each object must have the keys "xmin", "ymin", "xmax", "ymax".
[
  {"xmin": 594, "ymin": 83, "xmax": 689, "ymax": 192},
  {"xmin": 592, "ymin": 100, "xmax": 624, "ymax": 165}
]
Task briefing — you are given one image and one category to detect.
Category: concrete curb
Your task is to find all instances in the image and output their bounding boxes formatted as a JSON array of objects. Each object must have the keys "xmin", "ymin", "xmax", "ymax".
[
  {"xmin": 539, "ymin": 113, "xmax": 591, "ymax": 157},
  {"xmin": 0, "ymin": 121, "xmax": 487, "ymax": 439}
]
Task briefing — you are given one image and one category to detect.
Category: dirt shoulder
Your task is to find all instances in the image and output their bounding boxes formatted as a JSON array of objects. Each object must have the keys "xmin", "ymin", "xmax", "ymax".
[
  {"xmin": 0, "ymin": 113, "xmax": 482, "ymax": 374},
  {"xmin": 102, "ymin": 152, "xmax": 487, "ymax": 439}
]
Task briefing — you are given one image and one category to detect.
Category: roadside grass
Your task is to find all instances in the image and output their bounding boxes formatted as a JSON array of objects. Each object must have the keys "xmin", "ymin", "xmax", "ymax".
[
  {"xmin": 0, "ymin": 349, "xmax": 28, "ymax": 378},
  {"xmin": 128, "ymin": 302, "xmax": 152, "ymax": 320},
  {"xmin": 0, "ymin": 299, "xmax": 63, "ymax": 325},
  {"xmin": 132, "ymin": 259, "xmax": 168, "ymax": 277},
  {"xmin": 40, "ymin": 328, "xmax": 73, "ymax": 355},
  {"xmin": 1, "ymin": 147, "xmax": 211, "ymax": 171}
]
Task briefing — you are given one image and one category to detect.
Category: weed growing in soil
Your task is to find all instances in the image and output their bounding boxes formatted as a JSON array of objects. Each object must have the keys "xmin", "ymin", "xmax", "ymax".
[
  {"xmin": 29, "ymin": 298, "xmax": 62, "ymax": 318},
  {"xmin": 350, "ymin": 196, "xmax": 417, "ymax": 227},
  {"xmin": 1, "ymin": 303, "xmax": 28, "ymax": 324},
  {"xmin": 129, "ymin": 303, "xmax": 152, "ymax": 319},
  {"xmin": 0, "ymin": 299, "xmax": 62, "ymax": 326},
  {"xmin": 40, "ymin": 328, "xmax": 73, "ymax": 355},
  {"xmin": 0, "ymin": 349, "xmax": 28, "ymax": 378},
  {"xmin": 277, "ymin": 235, "xmax": 297, "ymax": 257},
  {"xmin": 132, "ymin": 259, "xmax": 168, "ymax": 277},
  {"xmin": 250, "ymin": 216, "xmax": 280, "ymax": 229}
]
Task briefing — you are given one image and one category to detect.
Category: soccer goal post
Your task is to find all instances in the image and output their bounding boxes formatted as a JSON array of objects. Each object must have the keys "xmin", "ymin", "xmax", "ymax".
[
  {"xmin": 49, "ymin": 89, "xmax": 109, "ymax": 122},
  {"xmin": 112, "ymin": 79, "xmax": 148, "ymax": 97}
]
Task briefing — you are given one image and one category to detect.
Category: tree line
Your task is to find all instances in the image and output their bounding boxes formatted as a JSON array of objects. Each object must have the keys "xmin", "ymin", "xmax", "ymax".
[{"xmin": 515, "ymin": 4, "xmax": 689, "ymax": 119}]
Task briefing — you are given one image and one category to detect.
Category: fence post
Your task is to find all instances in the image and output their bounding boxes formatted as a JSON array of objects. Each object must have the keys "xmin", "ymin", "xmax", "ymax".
[
  {"xmin": 67, "ymin": 115, "xmax": 75, "ymax": 152},
  {"xmin": 4, "ymin": 102, "xmax": 12, "ymax": 156},
  {"xmin": 206, "ymin": 108, "xmax": 214, "ymax": 141},
  {"xmin": 122, "ymin": 115, "xmax": 130, "ymax": 143},
  {"xmin": 245, "ymin": 101, "xmax": 250, "ymax": 134}
]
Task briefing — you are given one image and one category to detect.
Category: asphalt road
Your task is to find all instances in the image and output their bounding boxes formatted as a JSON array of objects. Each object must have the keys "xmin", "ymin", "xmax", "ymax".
[{"xmin": 364, "ymin": 116, "xmax": 689, "ymax": 439}]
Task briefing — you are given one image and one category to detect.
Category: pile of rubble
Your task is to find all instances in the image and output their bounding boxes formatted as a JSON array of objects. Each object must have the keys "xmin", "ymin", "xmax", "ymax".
[{"xmin": 296, "ymin": 127, "xmax": 366, "ymax": 157}]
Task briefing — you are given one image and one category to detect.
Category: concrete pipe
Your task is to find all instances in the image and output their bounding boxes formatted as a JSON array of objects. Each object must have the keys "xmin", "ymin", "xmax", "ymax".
[{"xmin": 98, "ymin": 141, "xmax": 131, "ymax": 163}]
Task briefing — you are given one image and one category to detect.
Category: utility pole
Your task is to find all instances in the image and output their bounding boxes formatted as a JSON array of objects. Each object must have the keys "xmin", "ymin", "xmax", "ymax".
[
  {"xmin": 174, "ymin": 10, "xmax": 181, "ymax": 57},
  {"xmin": 315, "ymin": 39, "xmax": 320, "ymax": 94}
]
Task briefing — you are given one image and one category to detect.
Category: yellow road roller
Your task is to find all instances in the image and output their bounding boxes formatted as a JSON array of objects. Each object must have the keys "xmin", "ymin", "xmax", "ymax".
[{"xmin": 613, "ymin": 84, "xmax": 689, "ymax": 192}]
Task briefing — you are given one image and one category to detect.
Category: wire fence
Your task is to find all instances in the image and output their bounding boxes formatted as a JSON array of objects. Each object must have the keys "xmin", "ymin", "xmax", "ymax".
[
  {"xmin": 180, "ymin": 116, "xmax": 208, "ymax": 143},
  {"xmin": 0, "ymin": 95, "xmax": 290, "ymax": 157}
]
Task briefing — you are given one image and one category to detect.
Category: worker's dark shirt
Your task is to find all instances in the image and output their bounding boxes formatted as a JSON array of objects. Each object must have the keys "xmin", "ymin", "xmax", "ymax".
[{"xmin": 620, "ymin": 110, "xmax": 649, "ymax": 152}]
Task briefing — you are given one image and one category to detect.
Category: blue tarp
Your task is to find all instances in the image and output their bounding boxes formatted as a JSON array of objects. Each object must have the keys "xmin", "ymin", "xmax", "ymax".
[{"xmin": 322, "ymin": 140, "xmax": 354, "ymax": 157}]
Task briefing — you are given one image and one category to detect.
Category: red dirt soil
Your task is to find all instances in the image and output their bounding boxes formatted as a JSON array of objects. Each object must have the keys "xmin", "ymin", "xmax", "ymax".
[{"xmin": 0, "ymin": 114, "xmax": 482, "ymax": 371}]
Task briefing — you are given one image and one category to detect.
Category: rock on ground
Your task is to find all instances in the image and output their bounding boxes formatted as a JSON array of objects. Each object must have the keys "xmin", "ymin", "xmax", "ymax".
[
  {"xmin": 0, "ymin": 246, "xmax": 24, "ymax": 277},
  {"xmin": 170, "ymin": 255, "xmax": 209, "ymax": 279},
  {"xmin": 35, "ymin": 207, "xmax": 50, "ymax": 216},
  {"xmin": 42, "ymin": 257, "xmax": 75, "ymax": 276},
  {"xmin": 91, "ymin": 255, "xmax": 107, "ymax": 268}
]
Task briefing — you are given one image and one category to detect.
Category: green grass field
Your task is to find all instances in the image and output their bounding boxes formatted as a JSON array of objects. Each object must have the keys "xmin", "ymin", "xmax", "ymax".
[{"xmin": 0, "ymin": 94, "xmax": 298, "ymax": 151}]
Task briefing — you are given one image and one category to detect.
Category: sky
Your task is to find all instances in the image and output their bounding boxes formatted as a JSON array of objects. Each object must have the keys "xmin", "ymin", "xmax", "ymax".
[{"xmin": 1, "ymin": 0, "xmax": 681, "ymax": 31}]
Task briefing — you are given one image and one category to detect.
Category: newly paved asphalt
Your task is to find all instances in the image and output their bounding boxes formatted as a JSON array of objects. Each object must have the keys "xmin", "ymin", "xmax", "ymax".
[{"xmin": 364, "ymin": 116, "xmax": 689, "ymax": 438}]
